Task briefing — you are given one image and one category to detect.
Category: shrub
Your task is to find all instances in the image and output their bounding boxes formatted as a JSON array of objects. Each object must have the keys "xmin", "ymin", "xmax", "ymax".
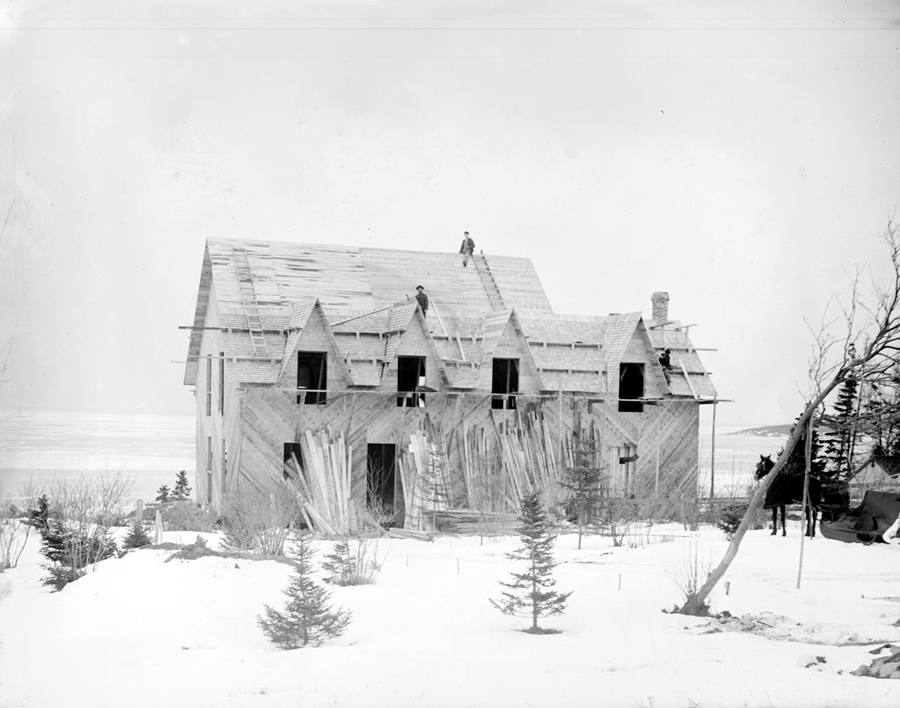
[
  {"xmin": 37, "ymin": 474, "xmax": 131, "ymax": 591},
  {"xmin": 716, "ymin": 504, "xmax": 747, "ymax": 540},
  {"xmin": 223, "ymin": 484, "xmax": 303, "ymax": 556},
  {"xmin": 258, "ymin": 533, "xmax": 351, "ymax": 648},
  {"xmin": 0, "ymin": 506, "xmax": 31, "ymax": 570},
  {"xmin": 122, "ymin": 518, "xmax": 152, "ymax": 550},
  {"xmin": 322, "ymin": 537, "xmax": 384, "ymax": 586},
  {"xmin": 163, "ymin": 501, "xmax": 218, "ymax": 533},
  {"xmin": 667, "ymin": 532, "xmax": 714, "ymax": 616}
]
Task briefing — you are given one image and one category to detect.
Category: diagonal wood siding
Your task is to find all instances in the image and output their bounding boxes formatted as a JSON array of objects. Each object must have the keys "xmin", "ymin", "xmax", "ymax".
[{"xmin": 231, "ymin": 388, "xmax": 701, "ymax": 522}]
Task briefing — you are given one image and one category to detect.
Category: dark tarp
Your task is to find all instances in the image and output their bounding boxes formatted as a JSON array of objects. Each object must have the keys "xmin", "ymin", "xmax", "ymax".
[{"xmin": 819, "ymin": 491, "xmax": 900, "ymax": 544}]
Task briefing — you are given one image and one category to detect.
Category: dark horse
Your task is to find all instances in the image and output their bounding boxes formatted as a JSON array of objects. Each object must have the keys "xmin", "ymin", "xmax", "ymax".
[{"xmin": 755, "ymin": 454, "xmax": 821, "ymax": 537}]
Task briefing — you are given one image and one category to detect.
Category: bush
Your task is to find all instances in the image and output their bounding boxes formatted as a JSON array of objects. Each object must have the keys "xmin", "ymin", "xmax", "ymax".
[
  {"xmin": 36, "ymin": 474, "xmax": 131, "ymax": 591},
  {"xmin": 0, "ymin": 506, "xmax": 31, "ymax": 570},
  {"xmin": 716, "ymin": 504, "xmax": 747, "ymax": 540},
  {"xmin": 162, "ymin": 501, "xmax": 218, "ymax": 533},
  {"xmin": 223, "ymin": 484, "xmax": 304, "ymax": 556},
  {"xmin": 122, "ymin": 518, "xmax": 152, "ymax": 550},
  {"xmin": 322, "ymin": 537, "xmax": 384, "ymax": 586}
]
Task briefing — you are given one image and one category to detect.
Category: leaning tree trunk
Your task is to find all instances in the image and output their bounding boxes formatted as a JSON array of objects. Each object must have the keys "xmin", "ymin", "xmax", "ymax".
[{"xmin": 677, "ymin": 374, "xmax": 846, "ymax": 615}]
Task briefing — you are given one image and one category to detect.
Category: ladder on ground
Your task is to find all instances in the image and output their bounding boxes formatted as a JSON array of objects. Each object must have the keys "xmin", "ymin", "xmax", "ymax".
[
  {"xmin": 471, "ymin": 254, "xmax": 505, "ymax": 310},
  {"xmin": 231, "ymin": 246, "xmax": 268, "ymax": 357}
]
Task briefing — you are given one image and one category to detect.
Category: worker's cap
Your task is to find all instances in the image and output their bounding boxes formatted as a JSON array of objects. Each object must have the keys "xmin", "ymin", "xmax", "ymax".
[
  {"xmin": 416, "ymin": 285, "xmax": 424, "ymax": 290},
  {"xmin": 665, "ymin": 349, "xmax": 671, "ymax": 353},
  {"xmin": 464, "ymin": 231, "xmax": 469, "ymax": 234}
]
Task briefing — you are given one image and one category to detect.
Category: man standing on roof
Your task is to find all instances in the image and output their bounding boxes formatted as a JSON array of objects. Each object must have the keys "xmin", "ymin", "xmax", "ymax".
[
  {"xmin": 459, "ymin": 231, "xmax": 475, "ymax": 267},
  {"xmin": 415, "ymin": 285, "xmax": 429, "ymax": 317}
]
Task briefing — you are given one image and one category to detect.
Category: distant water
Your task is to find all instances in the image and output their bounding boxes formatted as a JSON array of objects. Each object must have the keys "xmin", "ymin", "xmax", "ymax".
[
  {"xmin": 0, "ymin": 412, "xmax": 784, "ymax": 504},
  {"xmin": 699, "ymin": 426, "xmax": 788, "ymax": 498},
  {"xmin": 0, "ymin": 410, "xmax": 194, "ymax": 503}
]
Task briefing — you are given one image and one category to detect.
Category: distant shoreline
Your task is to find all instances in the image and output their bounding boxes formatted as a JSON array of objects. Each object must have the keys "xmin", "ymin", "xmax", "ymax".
[{"xmin": 725, "ymin": 424, "xmax": 791, "ymax": 437}]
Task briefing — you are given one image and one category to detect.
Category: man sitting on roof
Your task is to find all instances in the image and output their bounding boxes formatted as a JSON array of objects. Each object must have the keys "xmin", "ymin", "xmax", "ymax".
[{"xmin": 659, "ymin": 348, "xmax": 672, "ymax": 384}]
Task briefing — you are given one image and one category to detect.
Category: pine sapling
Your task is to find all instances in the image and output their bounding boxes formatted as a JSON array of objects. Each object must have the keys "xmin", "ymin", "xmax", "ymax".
[
  {"xmin": 258, "ymin": 533, "xmax": 351, "ymax": 648},
  {"xmin": 322, "ymin": 539, "xmax": 354, "ymax": 586},
  {"xmin": 155, "ymin": 485, "xmax": 171, "ymax": 503},
  {"xmin": 491, "ymin": 491, "xmax": 572, "ymax": 634},
  {"xmin": 322, "ymin": 537, "xmax": 383, "ymax": 586},
  {"xmin": 122, "ymin": 517, "xmax": 152, "ymax": 549},
  {"xmin": 172, "ymin": 470, "xmax": 192, "ymax": 501}
]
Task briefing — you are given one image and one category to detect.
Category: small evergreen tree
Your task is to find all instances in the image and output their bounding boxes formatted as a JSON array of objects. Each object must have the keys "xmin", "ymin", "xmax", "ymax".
[
  {"xmin": 322, "ymin": 539, "xmax": 354, "ymax": 586},
  {"xmin": 561, "ymin": 437, "xmax": 602, "ymax": 549},
  {"xmin": 122, "ymin": 517, "xmax": 152, "ymax": 550},
  {"xmin": 39, "ymin": 515, "xmax": 118, "ymax": 591},
  {"xmin": 27, "ymin": 494, "xmax": 50, "ymax": 532},
  {"xmin": 491, "ymin": 491, "xmax": 572, "ymax": 634},
  {"xmin": 322, "ymin": 537, "xmax": 383, "ymax": 586},
  {"xmin": 258, "ymin": 533, "xmax": 351, "ymax": 648},
  {"xmin": 155, "ymin": 485, "xmax": 171, "ymax": 503},
  {"xmin": 172, "ymin": 470, "xmax": 192, "ymax": 501},
  {"xmin": 822, "ymin": 376, "xmax": 860, "ymax": 479}
]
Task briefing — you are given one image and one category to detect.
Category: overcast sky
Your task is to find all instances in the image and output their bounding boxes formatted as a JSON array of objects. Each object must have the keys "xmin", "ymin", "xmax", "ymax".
[{"xmin": 1, "ymin": 0, "xmax": 898, "ymax": 428}]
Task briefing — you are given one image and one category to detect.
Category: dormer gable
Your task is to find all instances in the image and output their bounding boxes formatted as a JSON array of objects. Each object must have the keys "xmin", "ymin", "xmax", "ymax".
[
  {"xmin": 478, "ymin": 310, "xmax": 542, "ymax": 396},
  {"xmin": 276, "ymin": 299, "xmax": 353, "ymax": 391},
  {"xmin": 380, "ymin": 305, "xmax": 450, "ymax": 392}
]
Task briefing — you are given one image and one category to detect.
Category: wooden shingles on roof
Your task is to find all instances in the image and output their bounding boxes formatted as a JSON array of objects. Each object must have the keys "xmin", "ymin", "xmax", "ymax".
[{"xmin": 186, "ymin": 238, "xmax": 717, "ymax": 400}]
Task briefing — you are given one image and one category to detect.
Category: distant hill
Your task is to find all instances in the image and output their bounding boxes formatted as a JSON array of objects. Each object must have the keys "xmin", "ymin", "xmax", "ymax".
[{"xmin": 725, "ymin": 424, "xmax": 792, "ymax": 437}]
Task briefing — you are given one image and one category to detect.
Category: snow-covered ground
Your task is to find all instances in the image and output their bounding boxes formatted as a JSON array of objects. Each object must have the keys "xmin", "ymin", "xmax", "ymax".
[{"xmin": 1, "ymin": 523, "xmax": 898, "ymax": 708}]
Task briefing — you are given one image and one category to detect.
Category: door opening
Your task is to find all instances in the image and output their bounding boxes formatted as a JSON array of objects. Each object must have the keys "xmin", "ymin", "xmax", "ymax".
[{"xmin": 367, "ymin": 443, "xmax": 399, "ymax": 522}]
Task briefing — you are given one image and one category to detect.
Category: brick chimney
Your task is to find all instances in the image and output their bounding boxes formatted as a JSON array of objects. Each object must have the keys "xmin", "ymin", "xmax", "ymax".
[{"xmin": 651, "ymin": 291, "xmax": 669, "ymax": 323}]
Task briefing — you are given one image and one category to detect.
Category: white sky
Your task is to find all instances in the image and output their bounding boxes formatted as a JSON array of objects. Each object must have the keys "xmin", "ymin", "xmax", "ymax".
[{"xmin": 1, "ymin": 0, "xmax": 898, "ymax": 428}]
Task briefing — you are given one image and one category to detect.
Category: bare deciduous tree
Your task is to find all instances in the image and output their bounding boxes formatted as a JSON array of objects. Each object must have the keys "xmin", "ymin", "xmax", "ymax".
[{"xmin": 678, "ymin": 221, "xmax": 900, "ymax": 615}]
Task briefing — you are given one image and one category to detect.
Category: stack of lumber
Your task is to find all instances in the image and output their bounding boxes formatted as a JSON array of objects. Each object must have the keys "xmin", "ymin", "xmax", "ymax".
[
  {"xmin": 290, "ymin": 428, "xmax": 353, "ymax": 535},
  {"xmin": 431, "ymin": 508, "xmax": 520, "ymax": 535},
  {"xmin": 399, "ymin": 429, "xmax": 452, "ymax": 531},
  {"xmin": 460, "ymin": 425, "xmax": 509, "ymax": 512},
  {"xmin": 460, "ymin": 408, "xmax": 568, "ymax": 514}
]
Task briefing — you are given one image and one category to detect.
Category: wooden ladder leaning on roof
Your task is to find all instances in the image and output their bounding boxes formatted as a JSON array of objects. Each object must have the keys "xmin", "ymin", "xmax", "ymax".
[
  {"xmin": 471, "ymin": 253, "xmax": 505, "ymax": 310},
  {"xmin": 231, "ymin": 245, "xmax": 268, "ymax": 357}
]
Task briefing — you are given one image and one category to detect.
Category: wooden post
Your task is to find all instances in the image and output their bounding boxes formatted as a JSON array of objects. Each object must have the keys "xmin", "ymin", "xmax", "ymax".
[
  {"xmin": 154, "ymin": 509, "xmax": 163, "ymax": 545},
  {"xmin": 558, "ymin": 382, "xmax": 563, "ymax": 474},
  {"xmin": 655, "ymin": 405, "xmax": 660, "ymax": 495},
  {"xmin": 797, "ymin": 415, "xmax": 813, "ymax": 589},
  {"xmin": 710, "ymin": 399, "xmax": 718, "ymax": 501},
  {"xmin": 135, "ymin": 499, "xmax": 144, "ymax": 527}
]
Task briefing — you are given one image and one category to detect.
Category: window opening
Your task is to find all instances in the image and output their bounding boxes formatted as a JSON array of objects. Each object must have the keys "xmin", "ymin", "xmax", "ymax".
[
  {"xmin": 397, "ymin": 356, "xmax": 426, "ymax": 407},
  {"xmin": 491, "ymin": 358, "xmax": 519, "ymax": 409},
  {"xmin": 297, "ymin": 352, "xmax": 327, "ymax": 404},
  {"xmin": 618, "ymin": 363, "xmax": 644, "ymax": 413}
]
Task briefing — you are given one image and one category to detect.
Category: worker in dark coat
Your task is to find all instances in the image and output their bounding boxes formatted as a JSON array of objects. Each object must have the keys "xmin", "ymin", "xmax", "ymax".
[
  {"xmin": 459, "ymin": 231, "xmax": 475, "ymax": 267},
  {"xmin": 415, "ymin": 285, "xmax": 429, "ymax": 317},
  {"xmin": 659, "ymin": 349, "xmax": 672, "ymax": 383}
]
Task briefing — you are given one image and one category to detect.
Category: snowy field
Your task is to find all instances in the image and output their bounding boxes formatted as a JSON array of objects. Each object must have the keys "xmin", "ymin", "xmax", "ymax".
[{"xmin": 1, "ymin": 523, "xmax": 898, "ymax": 708}]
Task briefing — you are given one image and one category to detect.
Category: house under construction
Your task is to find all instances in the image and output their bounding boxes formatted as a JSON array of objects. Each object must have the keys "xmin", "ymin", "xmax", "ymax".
[{"xmin": 182, "ymin": 239, "xmax": 718, "ymax": 531}]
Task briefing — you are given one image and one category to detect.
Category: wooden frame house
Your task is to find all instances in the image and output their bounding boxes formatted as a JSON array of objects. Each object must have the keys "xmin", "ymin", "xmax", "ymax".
[{"xmin": 183, "ymin": 239, "xmax": 717, "ymax": 528}]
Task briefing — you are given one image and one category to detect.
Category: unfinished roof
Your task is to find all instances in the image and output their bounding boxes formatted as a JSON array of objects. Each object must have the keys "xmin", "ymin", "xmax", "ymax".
[{"xmin": 184, "ymin": 238, "xmax": 717, "ymax": 401}]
